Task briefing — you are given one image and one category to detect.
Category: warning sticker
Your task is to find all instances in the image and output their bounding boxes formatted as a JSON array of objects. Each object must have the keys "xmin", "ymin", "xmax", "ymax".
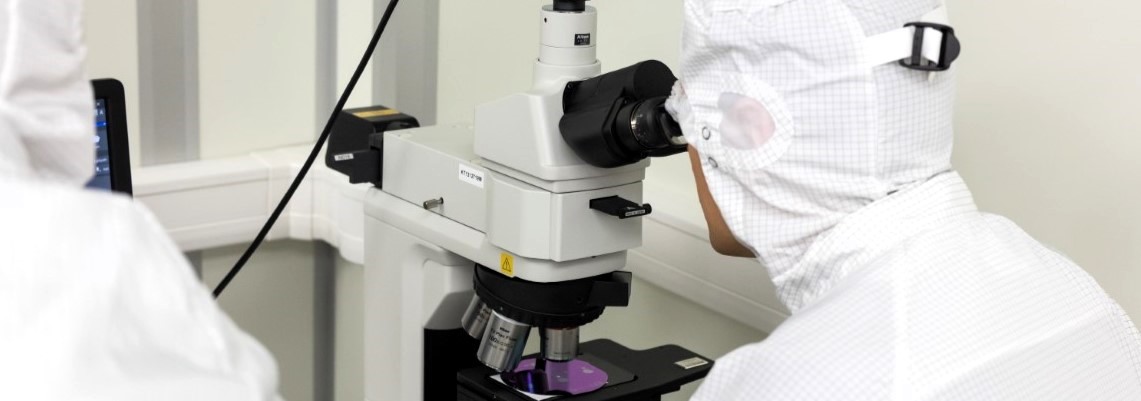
[{"xmin": 499, "ymin": 253, "xmax": 515, "ymax": 277}]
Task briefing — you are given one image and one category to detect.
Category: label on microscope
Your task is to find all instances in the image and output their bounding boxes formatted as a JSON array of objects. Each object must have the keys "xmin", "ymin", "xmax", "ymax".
[
  {"xmin": 499, "ymin": 253, "xmax": 515, "ymax": 277},
  {"xmin": 458, "ymin": 164, "xmax": 486, "ymax": 188}
]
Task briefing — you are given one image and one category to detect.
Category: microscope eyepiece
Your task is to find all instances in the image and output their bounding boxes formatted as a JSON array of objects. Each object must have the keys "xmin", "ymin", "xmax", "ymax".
[
  {"xmin": 620, "ymin": 96, "xmax": 686, "ymax": 153},
  {"xmin": 559, "ymin": 60, "xmax": 688, "ymax": 168}
]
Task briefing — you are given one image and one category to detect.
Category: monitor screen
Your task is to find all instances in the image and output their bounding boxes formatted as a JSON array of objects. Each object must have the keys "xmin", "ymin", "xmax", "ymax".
[
  {"xmin": 88, "ymin": 79, "xmax": 132, "ymax": 195},
  {"xmin": 86, "ymin": 98, "xmax": 113, "ymax": 191}
]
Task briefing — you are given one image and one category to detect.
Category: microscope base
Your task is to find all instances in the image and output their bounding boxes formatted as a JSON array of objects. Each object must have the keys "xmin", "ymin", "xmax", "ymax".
[{"xmin": 457, "ymin": 340, "xmax": 712, "ymax": 401}]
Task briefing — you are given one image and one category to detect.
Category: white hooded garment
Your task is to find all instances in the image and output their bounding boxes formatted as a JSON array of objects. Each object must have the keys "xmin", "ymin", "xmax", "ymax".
[
  {"xmin": 668, "ymin": 0, "xmax": 1141, "ymax": 399},
  {"xmin": 0, "ymin": 1, "xmax": 282, "ymax": 400}
]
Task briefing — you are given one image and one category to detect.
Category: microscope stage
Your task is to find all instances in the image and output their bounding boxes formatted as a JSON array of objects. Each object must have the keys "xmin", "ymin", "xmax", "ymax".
[
  {"xmin": 457, "ymin": 339, "xmax": 712, "ymax": 401},
  {"xmin": 491, "ymin": 356, "xmax": 636, "ymax": 400}
]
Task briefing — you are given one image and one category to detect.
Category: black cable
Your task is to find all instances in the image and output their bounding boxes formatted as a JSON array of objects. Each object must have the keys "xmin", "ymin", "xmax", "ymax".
[{"xmin": 213, "ymin": 0, "xmax": 402, "ymax": 298}]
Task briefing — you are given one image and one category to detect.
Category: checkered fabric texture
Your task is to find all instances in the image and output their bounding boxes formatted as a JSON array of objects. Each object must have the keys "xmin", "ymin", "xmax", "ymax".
[{"xmin": 667, "ymin": 0, "xmax": 1141, "ymax": 399}]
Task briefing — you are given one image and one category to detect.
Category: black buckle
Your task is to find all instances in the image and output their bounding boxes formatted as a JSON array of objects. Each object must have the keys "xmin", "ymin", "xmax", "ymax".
[{"xmin": 899, "ymin": 22, "xmax": 962, "ymax": 72}]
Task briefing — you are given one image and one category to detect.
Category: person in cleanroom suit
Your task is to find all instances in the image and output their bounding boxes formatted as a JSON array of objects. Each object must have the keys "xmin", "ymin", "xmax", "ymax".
[
  {"xmin": 669, "ymin": 0, "xmax": 1141, "ymax": 399},
  {"xmin": 0, "ymin": 2, "xmax": 282, "ymax": 400}
]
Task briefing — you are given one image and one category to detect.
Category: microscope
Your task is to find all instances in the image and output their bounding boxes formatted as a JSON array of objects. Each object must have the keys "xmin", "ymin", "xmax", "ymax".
[{"xmin": 327, "ymin": 1, "xmax": 712, "ymax": 399}]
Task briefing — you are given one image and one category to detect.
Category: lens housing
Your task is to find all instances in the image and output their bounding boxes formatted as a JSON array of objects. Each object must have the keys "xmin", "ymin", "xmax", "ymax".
[
  {"xmin": 616, "ymin": 96, "xmax": 686, "ymax": 154},
  {"xmin": 461, "ymin": 295, "xmax": 492, "ymax": 339},
  {"xmin": 476, "ymin": 312, "xmax": 532, "ymax": 372},
  {"xmin": 467, "ymin": 265, "xmax": 631, "ymax": 372},
  {"xmin": 540, "ymin": 327, "xmax": 581, "ymax": 362},
  {"xmin": 560, "ymin": 60, "xmax": 688, "ymax": 168}
]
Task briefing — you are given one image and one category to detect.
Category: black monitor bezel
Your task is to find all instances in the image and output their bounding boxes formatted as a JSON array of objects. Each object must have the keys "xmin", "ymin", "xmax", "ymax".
[{"xmin": 92, "ymin": 78, "xmax": 132, "ymax": 195}]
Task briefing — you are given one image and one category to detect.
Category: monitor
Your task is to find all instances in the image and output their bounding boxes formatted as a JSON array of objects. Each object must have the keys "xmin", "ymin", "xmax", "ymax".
[{"xmin": 87, "ymin": 79, "xmax": 132, "ymax": 195}]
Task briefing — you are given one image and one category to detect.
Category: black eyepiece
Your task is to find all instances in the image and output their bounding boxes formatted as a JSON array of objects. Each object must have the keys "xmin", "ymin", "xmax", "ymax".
[
  {"xmin": 559, "ymin": 60, "xmax": 687, "ymax": 168},
  {"xmin": 619, "ymin": 97, "xmax": 685, "ymax": 153}
]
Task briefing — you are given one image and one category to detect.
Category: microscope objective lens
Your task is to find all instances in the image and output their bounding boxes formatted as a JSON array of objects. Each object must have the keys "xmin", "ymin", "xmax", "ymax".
[
  {"xmin": 477, "ymin": 312, "xmax": 531, "ymax": 372},
  {"xmin": 461, "ymin": 296, "xmax": 492, "ymax": 339},
  {"xmin": 541, "ymin": 327, "xmax": 580, "ymax": 362}
]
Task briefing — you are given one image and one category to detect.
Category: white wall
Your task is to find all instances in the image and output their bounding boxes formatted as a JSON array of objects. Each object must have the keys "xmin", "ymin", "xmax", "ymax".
[
  {"xmin": 85, "ymin": 0, "xmax": 142, "ymax": 168},
  {"xmin": 198, "ymin": 0, "xmax": 320, "ymax": 159},
  {"xmin": 193, "ymin": 7, "xmax": 328, "ymax": 396},
  {"xmin": 88, "ymin": 0, "xmax": 329, "ymax": 163},
  {"xmin": 195, "ymin": 4, "xmax": 330, "ymax": 399},
  {"xmin": 950, "ymin": 0, "xmax": 1141, "ymax": 319},
  {"xmin": 336, "ymin": 0, "xmax": 378, "ymax": 109},
  {"xmin": 435, "ymin": 1, "xmax": 685, "ymax": 124},
  {"xmin": 334, "ymin": 255, "xmax": 366, "ymax": 401}
]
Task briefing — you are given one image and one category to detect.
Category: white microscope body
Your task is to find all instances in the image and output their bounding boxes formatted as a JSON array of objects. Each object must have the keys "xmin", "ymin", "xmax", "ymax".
[{"xmin": 357, "ymin": 4, "xmax": 705, "ymax": 400}]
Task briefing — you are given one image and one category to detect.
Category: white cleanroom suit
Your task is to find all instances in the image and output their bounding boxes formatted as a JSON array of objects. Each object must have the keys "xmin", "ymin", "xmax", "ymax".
[
  {"xmin": 0, "ymin": 1, "xmax": 283, "ymax": 400},
  {"xmin": 668, "ymin": 0, "xmax": 1141, "ymax": 399}
]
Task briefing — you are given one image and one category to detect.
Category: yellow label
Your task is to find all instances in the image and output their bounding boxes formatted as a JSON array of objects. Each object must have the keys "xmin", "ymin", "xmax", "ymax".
[
  {"xmin": 351, "ymin": 108, "xmax": 399, "ymax": 119},
  {"xmin": 499, "ymin": 253, "xmax": 515, "ymax": 277}
]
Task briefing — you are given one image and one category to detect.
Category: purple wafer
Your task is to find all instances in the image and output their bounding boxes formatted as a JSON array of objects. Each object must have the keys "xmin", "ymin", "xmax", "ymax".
[{"xmin": 503, "ymin": 358, "xmax": 609, "ymax": 396}]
